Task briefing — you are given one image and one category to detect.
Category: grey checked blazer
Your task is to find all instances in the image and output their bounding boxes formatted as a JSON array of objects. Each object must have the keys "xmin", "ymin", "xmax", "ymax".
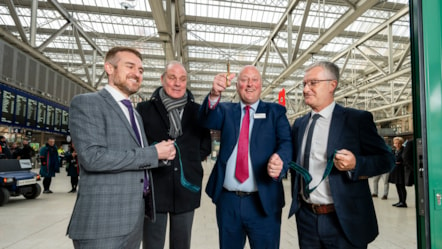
[{"xmin": 67, "ymin": 89, "xmax": 159, "ymax": 240}]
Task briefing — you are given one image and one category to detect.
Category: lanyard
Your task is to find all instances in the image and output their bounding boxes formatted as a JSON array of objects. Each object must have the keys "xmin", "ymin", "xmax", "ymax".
[
  {"xmin": 174, "ymin": 142, "xmax": 200, "ymax": 193},
  {"xmin": 153, "ymin": 141, "xmax": 200, "ymax": 193},
  {"xmin": 289, "ymin": 150, "xmax": 337, "ymax": 195}
]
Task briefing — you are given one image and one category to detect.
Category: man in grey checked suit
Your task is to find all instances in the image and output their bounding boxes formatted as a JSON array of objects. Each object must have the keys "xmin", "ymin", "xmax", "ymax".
[{"xmin": 67, "ymin": 46, "xmax": 176, "ymax": 249}]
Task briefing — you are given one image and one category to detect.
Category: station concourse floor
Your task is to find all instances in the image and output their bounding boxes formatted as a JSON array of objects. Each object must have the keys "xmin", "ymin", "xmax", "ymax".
[{"xmin": 0, "ymin": 160, "xmax": 417, "ymax": 249}]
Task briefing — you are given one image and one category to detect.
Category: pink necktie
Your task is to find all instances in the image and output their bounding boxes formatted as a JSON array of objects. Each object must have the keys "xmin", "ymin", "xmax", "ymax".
[{"xmin": 236, "ymin": 106, "xmax": 250, "ymax": 183}]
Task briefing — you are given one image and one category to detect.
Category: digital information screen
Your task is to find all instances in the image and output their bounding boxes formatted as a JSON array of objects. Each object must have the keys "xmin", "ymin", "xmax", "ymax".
[
  {"xmin": 1, "ymin": 89, "xmax": 15, "ymax": 124},
  {"xmin": 0, "ymin": 83, "xmax": 69, "ymax": 135}
]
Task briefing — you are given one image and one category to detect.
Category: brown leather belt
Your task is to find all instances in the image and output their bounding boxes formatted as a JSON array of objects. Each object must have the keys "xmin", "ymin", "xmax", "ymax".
[{"xmin": 302, "ymin": 200, "xmax": 335, "ymax": 214}]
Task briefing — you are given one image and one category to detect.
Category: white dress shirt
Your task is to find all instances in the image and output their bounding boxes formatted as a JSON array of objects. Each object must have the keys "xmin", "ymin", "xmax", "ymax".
[
  {"xmin": 302, "ymin": 101, "xmax": 335, "ymax": 204},
  {"xmin": 105, "ymin": 85, "xmax": 143, "ymax": 147}
]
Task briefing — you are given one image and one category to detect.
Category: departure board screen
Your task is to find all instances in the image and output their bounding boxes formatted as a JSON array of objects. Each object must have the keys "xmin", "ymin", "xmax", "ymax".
[
  {"xmin": 61, "ymin": 109, "xmax": 69, "ymax": 133},
  {"xmin": 1, "ymin": 83, "xmax": 69, "ymax": 134},
  {"xmin": 15, "ymin": 94, "xmax": 27, "ymax": 126},
  {"xmin": 1, "ymin": 89, "xmax": 15, "ymax": 124},
  {"xmin": 36, "ymin": 102, "xmax": 46, "ymax": 129},
  {"xmin": 26, "ymin": 98, "xmax": 37, "ymax": 128},
  {"xmin": 54, "ymin": 108, "xmax": 62, "ymax": 132},
  {"xmin": 45, "ymin": 105, "xmax": 54, "ymax": 130}
]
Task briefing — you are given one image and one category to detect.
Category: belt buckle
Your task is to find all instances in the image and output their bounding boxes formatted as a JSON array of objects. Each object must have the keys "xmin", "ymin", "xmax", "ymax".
[{"xmin": 311, "ymin": 203, "xmax": 321, "ymax": 214}]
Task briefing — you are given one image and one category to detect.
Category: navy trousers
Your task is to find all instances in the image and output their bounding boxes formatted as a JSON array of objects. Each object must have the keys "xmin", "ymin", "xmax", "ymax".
[
  {"xmin": 216, "ymin": 189, "xmax": 282, "ymax": 249},
  {"xmin": 295, "ymin": 205, "xmax": 367, "ymax": 249}
]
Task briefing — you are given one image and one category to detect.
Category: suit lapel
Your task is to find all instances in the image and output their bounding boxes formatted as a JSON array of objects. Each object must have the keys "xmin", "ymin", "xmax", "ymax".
[
  {"xmin": 134, "ymin": 111, "xmax": 148, "ymax": 146},
  {"xmin": 99, "ymin": 89, "xmax": 141, "ymax": 146},
  {"xmin": 296, "ymin": 114, "xmax": 310, "ymax": 165},
  {"xmin": 233, "ymin": 103, "xmax": 242, "ymax": 142},
  {"xmin": 250, "ymin": 102, "xmax": 266, "ymax": 150},
  {"xmin": 327, "ymin": 104, "xmax": 345, "ymax": 158}
]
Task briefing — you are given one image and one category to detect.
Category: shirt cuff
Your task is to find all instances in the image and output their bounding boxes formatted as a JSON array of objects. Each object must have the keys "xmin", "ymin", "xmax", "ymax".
[{"xmin": 208, "ymin": 95, "xmax": 221, "ymax": 109}]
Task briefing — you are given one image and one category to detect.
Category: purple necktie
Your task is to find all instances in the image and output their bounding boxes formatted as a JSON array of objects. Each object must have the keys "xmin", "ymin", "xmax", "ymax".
[
  {"xmin": 121, "ymin": 99, "xmax": 141, "ymax": 145},
  {"xmin": 121, "ymin": 99, "xmax": 149, "ymax": 195}
]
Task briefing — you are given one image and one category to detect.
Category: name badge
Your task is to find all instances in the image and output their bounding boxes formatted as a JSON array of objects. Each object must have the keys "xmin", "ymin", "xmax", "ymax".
[{"xmin": 254, "ymin": 113, "xmax": 266, "ymax": 119}]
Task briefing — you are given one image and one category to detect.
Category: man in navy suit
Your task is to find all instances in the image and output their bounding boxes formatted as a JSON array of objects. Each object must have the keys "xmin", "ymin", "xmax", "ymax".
[
  {"xmin": 199, "ymin": 65, "xmax": 292, "ymax": 249},
  {"xmin": 289, "ymin": 61, "xmax": 394, "ymax": 249}
]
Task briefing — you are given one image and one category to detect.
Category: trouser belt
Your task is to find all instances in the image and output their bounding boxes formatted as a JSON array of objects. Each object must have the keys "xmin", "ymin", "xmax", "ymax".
[
  {"xmin": 224, "ymin": 188, "xmax": 257, "ymax": 197},
  {"xmin": 302, "ymin": 200, "xmax": 335, "ymax": 214}
]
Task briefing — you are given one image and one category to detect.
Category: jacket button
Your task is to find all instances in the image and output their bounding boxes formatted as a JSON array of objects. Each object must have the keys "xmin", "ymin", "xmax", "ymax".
[
  {"xmin": 174, "ymin": 167, "xmax": 178, "ymax": 171},
  {"xmin": 140, "ymin": 179, "xmax": 144, "ymax": 183}
]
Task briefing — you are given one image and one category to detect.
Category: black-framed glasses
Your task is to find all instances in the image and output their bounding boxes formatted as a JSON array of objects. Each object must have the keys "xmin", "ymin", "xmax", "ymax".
[{"xmin": 301, "ymin": 79, "xmax": 334, "ymax": 89}]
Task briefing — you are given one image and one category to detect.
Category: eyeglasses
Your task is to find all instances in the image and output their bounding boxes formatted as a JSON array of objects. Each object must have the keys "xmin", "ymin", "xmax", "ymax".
[{"xmin": 300, "ymin": 79, "xmax": 334, "ymax": 89}]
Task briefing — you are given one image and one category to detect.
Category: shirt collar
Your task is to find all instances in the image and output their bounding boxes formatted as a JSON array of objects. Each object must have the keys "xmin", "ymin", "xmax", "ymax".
[
  {"xmin": 105, "ymin": 85, "xmax": 129, "ymax": 102},
  {"xmin": 240, "ymin": 100, "xmax": 260, "ymax": 112},
  {"xmin": 311, "ymin": 101, "xmax": 335, "ymax": 119}
]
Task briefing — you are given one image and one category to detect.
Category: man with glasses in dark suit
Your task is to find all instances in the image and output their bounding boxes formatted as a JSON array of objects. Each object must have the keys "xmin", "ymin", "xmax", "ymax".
[{"xmin": 289, "ymin": 61, "xmax": 394, "ymax": 249}]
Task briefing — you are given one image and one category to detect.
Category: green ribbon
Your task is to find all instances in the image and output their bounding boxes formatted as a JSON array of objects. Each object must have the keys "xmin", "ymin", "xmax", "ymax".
[
  {"xmin": 174, "ymin": 142, "xmax": 200, "ymax": 193},
  {"xmin": 289, "ymin": 150, "xmax": 337, "ymax": 195},
  {"xmin": 152, "ymin": 141, "xmax": 200, "ymax": 193}
]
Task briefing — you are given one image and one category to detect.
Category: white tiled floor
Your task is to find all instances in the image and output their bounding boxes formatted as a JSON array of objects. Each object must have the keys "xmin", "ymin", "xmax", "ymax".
[{"xmin": 0, "ymin": 160, "xmax": 417, "ymax": 249}]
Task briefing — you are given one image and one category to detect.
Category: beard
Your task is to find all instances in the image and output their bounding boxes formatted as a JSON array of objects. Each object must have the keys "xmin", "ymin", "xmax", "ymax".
[{"xmin": 111, "ymin": 74, "xmax": 141, "ymax": 96}]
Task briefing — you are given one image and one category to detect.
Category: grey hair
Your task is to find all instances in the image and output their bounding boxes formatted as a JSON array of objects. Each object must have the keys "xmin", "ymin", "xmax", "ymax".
[
  {"xmin": 162, "ymin": 60, "xmax": 187, "ymax": 78},
  {"xmin": 305, "ymin": 61, "xmax": 340, "ymax": 83}
]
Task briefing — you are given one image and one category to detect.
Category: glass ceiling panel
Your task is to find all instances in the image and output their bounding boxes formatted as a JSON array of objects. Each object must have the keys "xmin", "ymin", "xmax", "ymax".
[
  {"xmin": 0, "ymin": 0, "xmax": 411, "ymax": 123},
  {"xmin": 57, "ymin": 0, "xmax": 151, "ymax": 11},
  {"xmin": 186, "ymin": 0, "xmax": 286, "ymax": 24}
]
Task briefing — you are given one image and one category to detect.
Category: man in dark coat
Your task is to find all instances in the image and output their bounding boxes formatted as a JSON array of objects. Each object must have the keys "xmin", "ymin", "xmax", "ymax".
[
  {"xmin": 136, "ymin": 61, "xmax": 212, "ymax": 249},
  {"xmin": 17, "ymin": 138, "xmax": 35, "ymax": 160}
]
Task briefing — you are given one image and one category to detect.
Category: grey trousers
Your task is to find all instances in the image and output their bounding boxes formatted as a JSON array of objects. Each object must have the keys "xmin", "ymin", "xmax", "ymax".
[
  {"xmin": 371, "ymin": 173, "xmax": 390, "ymax": 197},
  {"xmin": 143, "ymin": 211, "xmax": 195, "ymax": 249},
  {"xmin": 72, "ymin": 213, "xmax": 143, "ymax": 249}
]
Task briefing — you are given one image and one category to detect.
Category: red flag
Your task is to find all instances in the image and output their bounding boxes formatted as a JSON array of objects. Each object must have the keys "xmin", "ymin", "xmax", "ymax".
[{"xmin": 278, "ymin": 88, "xmax": 286, "ymax": 106}]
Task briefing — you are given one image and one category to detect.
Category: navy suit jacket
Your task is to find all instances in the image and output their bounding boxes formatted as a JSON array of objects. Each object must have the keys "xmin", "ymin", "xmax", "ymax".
[
  {"xmin": 289, "ymin": 104, "xmax": 394, "ymax": 247},
  {"xmin": 199, "ymin": 95, "xmax": 293, "ymax": 215}
]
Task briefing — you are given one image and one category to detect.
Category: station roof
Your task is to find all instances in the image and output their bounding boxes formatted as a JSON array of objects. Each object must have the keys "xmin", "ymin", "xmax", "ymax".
[{"xmin": 0, "ymin": 0, "xmax": 411, "ymax": 125}]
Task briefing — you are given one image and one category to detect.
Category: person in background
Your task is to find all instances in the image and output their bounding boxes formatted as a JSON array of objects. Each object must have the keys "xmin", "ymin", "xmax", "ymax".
[
  {"xmin": 136, "ymin": 61, "xmax": 212, "ymax": 249},
  {"xmin": 10, "ymin": 142, "xmax": 19, "ymax": 159},
  {"xmin": 66, "ymin": 46, "xmax": 176, "ymax": 249},
  {"xmin": 289, "ymin": 61, "xmax": 394, "ymax": 248},
  {"xmin": 371, "ymin": 172, "xmax": 390, "ymax": 199},
  {"xmin": 402, "ymin": 139, "xmax": 415, "ymax": 188},
  {"xmin": 39, "ymin": 137, "xmax": 60, "ymax": 194},
  {"xmin": 198, "ymin": 65, "xmax": 293, "ymax": 249},
  {"xmin": 389, "ymin": 136, "xmax": 407, "ymax": 208},
  {"xmin": 0, "ymin": 135, "xmax": 12, "ymax": 159},
  {"xmin": 17, "ymin": 138, "xmax": 35, "ymax": 160},
  {"xmin": 65, "ymin": 143, "xmax": 79, "ymax": 193}
]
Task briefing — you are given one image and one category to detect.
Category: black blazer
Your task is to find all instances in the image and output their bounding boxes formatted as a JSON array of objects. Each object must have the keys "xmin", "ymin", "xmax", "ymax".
[{"xmin": 136, "ymin": 88, "xmax": 212, "ymax": 213}]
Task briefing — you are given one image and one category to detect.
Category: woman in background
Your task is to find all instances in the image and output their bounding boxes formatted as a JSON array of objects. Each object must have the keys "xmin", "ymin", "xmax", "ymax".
[
  {"xmin": 65, "ymin": 143, "xmax": 79, "ymax": 193},
  {"xmin": 389, "ymin": 137, "xmax": 407, "ymax": 207}
]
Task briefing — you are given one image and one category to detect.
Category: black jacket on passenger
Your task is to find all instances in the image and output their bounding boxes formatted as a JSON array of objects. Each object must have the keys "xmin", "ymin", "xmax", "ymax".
[
  {"xmin": 389, "ymin": 147, "xmax": 405, "ymax": 185},
  {"xmin": 136, "ymin": 87, "xmax": 212, "ymax": 214}
]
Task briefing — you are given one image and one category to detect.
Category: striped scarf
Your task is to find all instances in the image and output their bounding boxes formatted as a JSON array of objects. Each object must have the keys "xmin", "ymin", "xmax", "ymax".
[{"xmin": 159, "ymin": 88, "xmax": 188, "ymax": 139}]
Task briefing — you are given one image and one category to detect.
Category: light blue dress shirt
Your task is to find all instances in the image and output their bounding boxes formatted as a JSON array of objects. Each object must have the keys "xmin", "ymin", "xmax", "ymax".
[{"xmin": 223, "ymin": 101, "xmax": 260, "ymax": 192}]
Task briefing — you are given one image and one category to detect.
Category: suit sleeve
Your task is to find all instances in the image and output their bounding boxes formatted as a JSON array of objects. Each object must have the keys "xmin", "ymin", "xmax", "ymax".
[
  {"xmin": 198, "ymin": 94, "xmax": 225, "ymax": 131},
  {"xmin": 69, "ymin": 94, "xmax": 159, "ymax": 173},
  {"xmin": 350, "ymin": 111, "xmax": 395, "ymax": 180},
  {"xmin": 273, "ymin": 105, "xmax": 293, "ymax": 180}
]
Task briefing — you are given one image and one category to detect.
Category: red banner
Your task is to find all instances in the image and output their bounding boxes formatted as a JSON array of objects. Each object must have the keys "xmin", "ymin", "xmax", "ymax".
[{"xmin": 278, "ymin": 88, "xmax": 286, "ymax": 106}]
